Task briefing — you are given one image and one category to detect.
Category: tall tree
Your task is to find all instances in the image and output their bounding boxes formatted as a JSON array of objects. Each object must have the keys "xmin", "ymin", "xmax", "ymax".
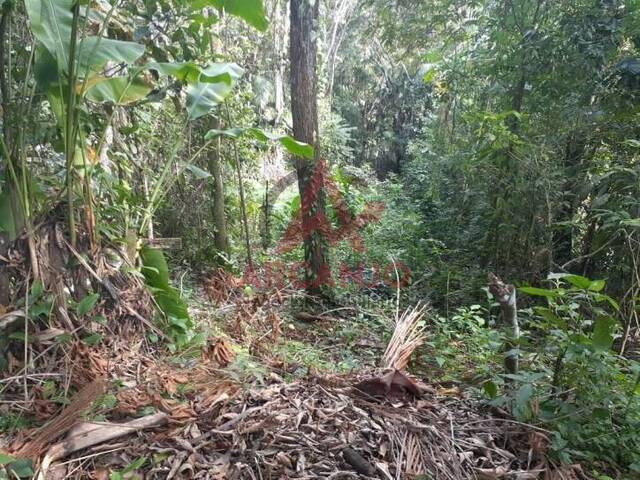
[{"xmin": 289, "ymin": 0, "xmax": 329, "ymax": 291}]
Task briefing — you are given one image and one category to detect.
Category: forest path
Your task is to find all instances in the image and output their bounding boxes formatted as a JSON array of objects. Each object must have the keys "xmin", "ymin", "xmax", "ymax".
[{"xmin": 2, "ymin": 278, "xmax": 574, "ymax": 479}]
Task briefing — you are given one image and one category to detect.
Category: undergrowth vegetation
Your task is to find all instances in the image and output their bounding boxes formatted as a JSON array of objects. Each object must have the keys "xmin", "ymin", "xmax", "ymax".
[{"xmin": 0, "ymin": 0, "xmax": 639, "ymax": 478}]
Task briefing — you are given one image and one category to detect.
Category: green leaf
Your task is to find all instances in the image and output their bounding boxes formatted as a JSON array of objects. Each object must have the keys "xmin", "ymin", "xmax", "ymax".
[
  {"xmin": 278, "ymin": 135, "xmax": 314, "ymax": 159},
  {"xmin": 30, "ymin": 280, "xmax": 44, "ymax": 299},
  {"xmin": 205, "ymin": 0, "xmax": 268, "ymax": 31},
  {"xmin": 42, "ymin": 380, "xmax": 57, "ymax": 399},
  {"xmin": 122, "ymin": 457, "xmax": 147, "ymax": 473},
  {"xmin": 563, "ymin": 274, "xmax": 592, "ymax": 290},
  {"xmin": 84, "ymin": 76, "xmax": 152, "ymax": 104},
  {"xmin": 168, "ymin": 316, "xmax": 188, "ymax": 332},
  {"xmin": 77, "ymin": 38, "xmax": 145, "ymax": 74},
  {"xmin": 621, "ymin": 218, "xmax": 640, "ymax": 227},
  {"xmin": 33, "ymin": 47, "xmax": 60, "ymax": 90},
  {"xmin": 9, "ymin": 332, "xmax": 27, "ymax": 342},
  {"xmin": 77, "ymin": 293, "xmax": 99, "ymax": 316},
  {"xmin": 82, "ymin": 333, "xmax": 103, "ymax": 345},
  {"xmin": 25, "ymin": 0, "xmax": 74, "ymax": 71},
  {"xmin": 515, "ymin": 383, "xmax": 533, "ymax": 407},
  {"xmin": 0, "ymin": 453, "xmax": 16, "ymax": 465},
  {"xmin": 140, "ymin": 248, "xmax": 191, "ymax": 330},
  {"xmin": 140, "ymin": 247, "xmax": 170, "ymax": 290},
  {"xmin": 592, "ymin": 316, "xmax": 617, "ymax": 351},
  {"xmin": 177, "ymin": 64, "xmax": 243, "ymax": 120},
  {"xmin": 588, "ymin": 279, "xmax": 606, "ymax": 292},
  {"xmin": 148, "ymin": 61, "xmax": 243, "ymax": 85},
  {"xmin": 519, "ymin": 286, "xmax": 560, "ymax": 298},
  {"xmin": 0, "ymin": 186, "xmax": 19, "ymax": 240},
  {"xmin": 97, "ymin": 393, "xmax": 118, "ymax": 409},
  {"xmin": 7, "ymin": 458, "xmax": 34, "ymax": 478},
  {"xmin": 204, "ymin": 127, "xmax": 245, "ymax": 139},
  {"xmin": 186, "ymin": 81, "xmax": 235, "ymax": 120},
  {"xmin": 148, "ymin": 62, "xmax": 203, "ymax": 83},
  {"xmin": 535, "ymin": 308, "xmax": 566, "ymax": 329},
  {"xmin": 200, "ymin": 62, "xmax": 244, "ymax": 83},
  {"xmin": 204, "ymin": 127, "xmax": 314, "ymax": 159},
  {"xmin": 182, "ymin": 164, "xmax": 212, "ymax": 179},
  {"xmin": 483, "ymin": 380, "xmax": 498, "ymax": 399},
  {"xmin": 30, "ymin": 299, "xmax": 53, "ymax": 319},
  {"xmin": 155, "ymin": 290, "xmax": 189, "ymax": 322}
]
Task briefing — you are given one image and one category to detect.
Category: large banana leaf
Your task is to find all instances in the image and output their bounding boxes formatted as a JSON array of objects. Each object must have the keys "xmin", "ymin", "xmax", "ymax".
[
  {"xmin": 147, "ymin": 62, "xmax": 242, "ymax": 119},
  {"xmin": 184, "ymin": 63, "xmax": 243, "ymax": 120},
  {"xmin": 33, "ymin": 47, "xmax": 61, "ymax": 91},
  {"xmin": 77, "ymin": 38, "xmax": 145, "ymax": 74},
  {"xmin": 186, "ymin": 81, "xmax": 235, "ymax": 120},
  {"xmin": 84, "ymin": 76, "xmax": 152, "ymax": 105},
  {"xmin": 200, "ymin": 63, "xmax": 244, "ymax": 83},
  {"xmin": 27, "ymin": 0, "xmax": 146, "ymax": 79},
  {"xmin": 201, "ymin": 0, "xmax": 268, "ymax": 31},
  {"xmin": 24, "ymin": 0, "xmax": 74, "ymax": 71},
  {"xmin": 148, "ymin": 62, "xmax": 205, "ymax": 83},
  {"xmin": 149, "ymin": 61, "xmax": 243, "ymax": 84},
  {"xmin": 205, "ymin": 127, "xmax": 314, "ymax": 159}
]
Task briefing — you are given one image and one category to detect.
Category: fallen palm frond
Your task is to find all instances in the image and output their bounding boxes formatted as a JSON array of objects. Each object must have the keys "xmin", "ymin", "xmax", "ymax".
[
  {"xmin": 38, "ymin": 412, "xmax": 168, "ymax": 480},
  {"xmin": 382, "ymin": 302, "xmax": 429, "ymax": 370},
  {"xmin": 13, "ymin": 378, "xmax": 106, "ymax": 458}
]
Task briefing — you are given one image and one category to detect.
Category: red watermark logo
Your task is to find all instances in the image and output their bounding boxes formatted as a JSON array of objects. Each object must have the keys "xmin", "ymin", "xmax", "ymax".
[{"xmin": 242, "ymin": 160, "xmax": 410, "ymax": 290}]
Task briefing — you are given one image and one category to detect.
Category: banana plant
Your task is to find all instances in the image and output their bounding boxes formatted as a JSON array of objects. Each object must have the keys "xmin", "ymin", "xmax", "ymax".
[
  {"xmin": 26, "ymin": 0, "xmax": 151, "ymax": 247},
  {"xmin": 12, "ymin": 0, "xmax": 267, "ymax": 345},
  {"xmin": 23, "ymin": 0, "xmax": 248, "ymax": 248}
]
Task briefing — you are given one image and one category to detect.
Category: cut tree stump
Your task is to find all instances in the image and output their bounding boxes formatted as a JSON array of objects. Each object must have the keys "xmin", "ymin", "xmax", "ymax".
[{"xmin": 488, "ymin": 273, "xmax": 519, "ymax": 377}]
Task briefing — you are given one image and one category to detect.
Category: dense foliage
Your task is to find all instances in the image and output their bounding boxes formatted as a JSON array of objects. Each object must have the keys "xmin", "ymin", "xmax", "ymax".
[{"xmin": 1, "ymin": 0, "xmax": 639, "ymax": 477}]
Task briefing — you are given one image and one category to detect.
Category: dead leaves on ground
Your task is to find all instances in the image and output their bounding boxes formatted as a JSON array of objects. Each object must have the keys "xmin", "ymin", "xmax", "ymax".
[
  {"xmin": 204, "ymin": 268, "xmax": 241, "ymax": 305},
  {"xmin": 202, "ymin": 337, "xmax": 235, "ymax": 366},
  {"xmin": 120, "ymin": 374, "xmax": 566, "ymax": 479}
]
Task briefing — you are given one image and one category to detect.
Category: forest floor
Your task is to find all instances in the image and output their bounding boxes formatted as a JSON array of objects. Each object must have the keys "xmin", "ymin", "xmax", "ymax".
[{"xmin": 0, "ymin": 273, "xmax": 588, "ymax": 480}]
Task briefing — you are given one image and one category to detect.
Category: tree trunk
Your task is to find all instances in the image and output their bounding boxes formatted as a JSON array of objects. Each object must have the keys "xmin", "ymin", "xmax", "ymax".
[
  {"xmin": 325, "ymin": 0, "xmax": 355, "ymax": 101},
  {"xmin": 260, "ymin": 170, "xmax": 297, "ymax": 248},
  {"xmin": 553, "ymin": 133, "xmax": 588, "ymax": 268},
  {"xmin": 289, "ymin": 0, "xmax": 329, "ymax": 292},
  {"xmin": 271, "ymin": 0, "xmax": 287, "ymax": 124},
  {"xmin": 207, "ymin": 116, "xmax": 229, "ymax": 254}
]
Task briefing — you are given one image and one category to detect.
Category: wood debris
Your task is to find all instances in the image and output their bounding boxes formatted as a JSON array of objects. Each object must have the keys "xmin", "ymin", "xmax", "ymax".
[
  {"xmin": 382, "ymin": 303, "xmax": 428, "ymax": 370},
  {"xmin": 128, "ymin": 374, "xmax": 553, "ymax": 479},
  {"xmin": 13, "ymin": 378, "xmax": 106, "ymax": 458}
]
